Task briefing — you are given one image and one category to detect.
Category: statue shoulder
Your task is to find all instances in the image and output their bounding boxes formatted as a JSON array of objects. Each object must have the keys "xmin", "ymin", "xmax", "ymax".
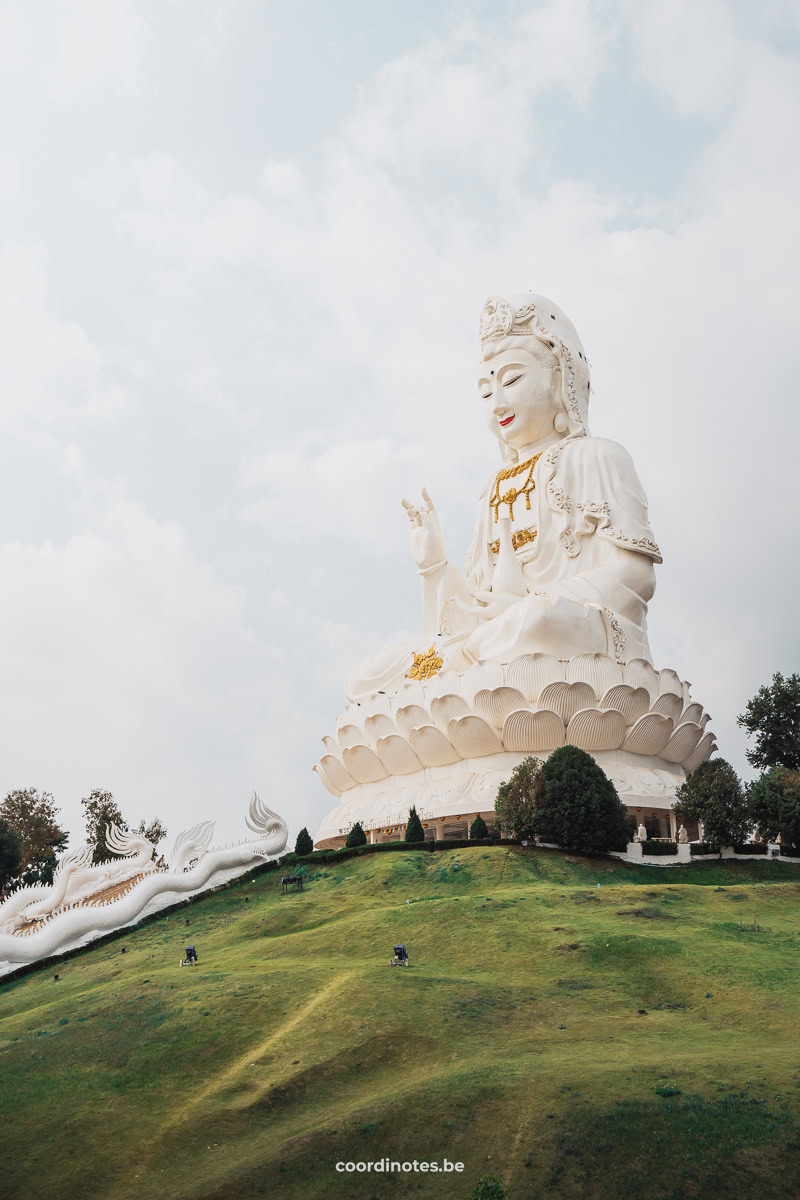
[
  {"xmin": 556, "ymin": 435, "xmax": 637, "ymax": 473},
  {"xmin": 554, "ymin": 436, "xmax": 644, "ymax": 494}
]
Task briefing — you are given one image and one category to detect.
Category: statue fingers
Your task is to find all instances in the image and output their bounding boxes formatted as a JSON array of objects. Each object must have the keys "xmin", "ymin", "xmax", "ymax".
[
  {"xmin": 421, "ymin": 487, "xmax": 435, "ymax": 512},
  {"xmin": 402, "ymin": 498, "xmax": 422, "ymax": 525}
]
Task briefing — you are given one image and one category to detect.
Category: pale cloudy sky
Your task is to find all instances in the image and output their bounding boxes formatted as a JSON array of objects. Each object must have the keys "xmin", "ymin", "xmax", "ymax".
[{"xmin": 1, "ymin": 0, "xmax": 798, "ymax": 848}]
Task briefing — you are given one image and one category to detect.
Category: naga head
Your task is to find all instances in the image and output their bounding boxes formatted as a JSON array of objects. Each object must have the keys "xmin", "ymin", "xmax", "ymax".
[{"xmin": 168, "ymin": 821, "xmax": 216, "ymax": 873}]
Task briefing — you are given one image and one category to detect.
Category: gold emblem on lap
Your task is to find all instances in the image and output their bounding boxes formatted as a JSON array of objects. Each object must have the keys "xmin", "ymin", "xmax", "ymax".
[{"xmin": 405, "ymin": 645, "xmax": 444, "ymax": 681}]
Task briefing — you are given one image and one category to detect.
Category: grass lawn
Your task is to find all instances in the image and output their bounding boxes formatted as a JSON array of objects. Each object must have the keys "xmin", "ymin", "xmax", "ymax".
[{"xmin": 2, "ymin": 845, "xmax": 800, "ymax": 1199}]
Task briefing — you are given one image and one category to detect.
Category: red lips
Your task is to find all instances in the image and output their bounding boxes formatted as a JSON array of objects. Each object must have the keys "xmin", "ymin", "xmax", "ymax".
[{"xmin": 499, "ymin": 414, "xmax": 515, "ymax": 427}]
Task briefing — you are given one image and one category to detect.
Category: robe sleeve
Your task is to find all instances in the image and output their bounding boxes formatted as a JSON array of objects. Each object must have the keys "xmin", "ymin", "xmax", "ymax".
[{"xmin": 549, "ymin": 437, "xmax": 662, "ymax": 563}]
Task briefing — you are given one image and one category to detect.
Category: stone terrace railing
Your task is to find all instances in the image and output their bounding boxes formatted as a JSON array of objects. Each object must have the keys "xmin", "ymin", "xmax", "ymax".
[{"xmin": 609, "ymin": 842, "xmax": 800, "ymax": 866}]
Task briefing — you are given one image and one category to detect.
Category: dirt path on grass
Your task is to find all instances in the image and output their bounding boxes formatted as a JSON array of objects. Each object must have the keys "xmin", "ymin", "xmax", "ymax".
[{"xmin": 109, "ymin": 971, "xmax": 356, "ymax": 1200}]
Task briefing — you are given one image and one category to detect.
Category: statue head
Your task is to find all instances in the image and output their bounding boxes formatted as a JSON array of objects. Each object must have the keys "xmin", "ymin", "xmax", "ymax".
[{"xmin": 478, "ymin": 293, "xmax": 591, "ymax": 462}]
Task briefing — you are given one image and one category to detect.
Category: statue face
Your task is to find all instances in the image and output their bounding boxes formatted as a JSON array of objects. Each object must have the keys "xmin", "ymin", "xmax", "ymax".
[{"xmin": 478, "ymin": 346, "xmax": 563, "ymax": 451}]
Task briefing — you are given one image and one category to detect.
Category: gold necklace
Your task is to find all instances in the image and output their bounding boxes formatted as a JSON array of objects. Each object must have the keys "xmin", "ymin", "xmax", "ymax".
[{"xmin": 489, "ymin": 452, "xmax": 542, "ymax": 523}]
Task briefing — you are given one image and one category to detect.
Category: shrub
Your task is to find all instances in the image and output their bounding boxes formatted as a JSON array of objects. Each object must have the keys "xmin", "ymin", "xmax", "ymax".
[
  {"xmin": 467, "ymin": 1176, "xmax": 508, "ymax": 1200},
  {"xmin": 748, "ymin": 767, "xmax": 800, "ymax": 849},
  {"xmin": 494, "ymin": 756, "xmax": 544, "ymax": 839},
  {"xmin": 690, "ymin": 842, "xmax": 719, "ymax": 856},
  {"xmin": 469, "ymin": 814, "xmax": 488, "ymax": 840},
  {"xmin": 641, "ymin": 840, "xmax": 678, "ymax": 856},
  {"xmin": 405, "ymin": 806, "xmax": 425, "ymax": 843},
  {"xmin": 674, "ymin": 758, "xmax": 749, "ymax": 848},
  {"xmin": 733, "ymin": 842, "xmax": 767, "ymax": 855},
  {"xmin": 294, "ymin": 827, "xmax": 314, "ymax": 856},
  {"xmin": 780, "ymin": 844, "xmax": 800, "ymax": 857},
  {"xmin": 534, "ymin": 745, "xmax": 629, "ymax": 854},
  {"xmin": 737, "ymin": 671, "xmax": 800, "ymax": 772},
  {"xmin": 0, "ymin": 819, "xmax": 23, "ymax": 892},
  {"xmin": 345, "ymin": 822, "xmax": 367, "ymax": 848}
]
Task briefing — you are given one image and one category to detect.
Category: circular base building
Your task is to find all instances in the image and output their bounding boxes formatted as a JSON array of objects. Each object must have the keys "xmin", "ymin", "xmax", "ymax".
[{"xmin": 313, "ymin": 653, "xmax": 715, "ymax": 849}]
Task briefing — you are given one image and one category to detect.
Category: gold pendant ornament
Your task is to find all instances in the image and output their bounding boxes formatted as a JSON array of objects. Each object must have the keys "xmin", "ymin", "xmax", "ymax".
[
  {"xmin": 405, "ymin": 645, "xmax": 444, "ymax": 681},
  {"xmin": 490, "ymin": 452, "xmax": 542, "ymax": 522}
]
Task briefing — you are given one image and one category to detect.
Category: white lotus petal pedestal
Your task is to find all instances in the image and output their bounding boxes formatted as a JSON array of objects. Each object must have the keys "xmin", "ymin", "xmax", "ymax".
[{"xmin": 314, "ymin": 653, "xmax": 715, "ymax": 848}]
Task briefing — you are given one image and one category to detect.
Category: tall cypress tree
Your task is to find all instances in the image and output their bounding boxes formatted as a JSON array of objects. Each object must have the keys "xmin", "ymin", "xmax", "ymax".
[
  {"xmin": 345, "ymin": 822, "xmax": 367, "ymax": 848},
  {"xmin": 469, "ymin": 814, "xmax": 488, "ymax": 839},
  {"xmin": 294, "ymin": 827, "xmax": 314, "ymax": 855},
  {"xmin": 405, "ymin": 806, "xmax": 425, "ymax": 842}
]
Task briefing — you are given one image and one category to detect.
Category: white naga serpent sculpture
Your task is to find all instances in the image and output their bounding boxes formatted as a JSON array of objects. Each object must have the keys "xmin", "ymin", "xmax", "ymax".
[{"xmin": 0, "ymin": 793, "xmax": 288, "ymax": 965}]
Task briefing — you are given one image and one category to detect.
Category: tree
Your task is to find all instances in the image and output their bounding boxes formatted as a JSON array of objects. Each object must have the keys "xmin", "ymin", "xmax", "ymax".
[
  {"xmin": 494, "ymin": 756, "xmax": 544, "ymax": 840},
  {"xmin": 673, "ymin": 758, "xmax": 750, "ymax": 849},
  {"xmin": 0, "ymin": 788, "xmax": 68, "ymax": 883},
  {"xmin": 405, "ymin": 806, "xmax": 425, "ymax": 842},
  {"xmin": 737, "ymin": 672, "xmax": 800, "ymax": 771},
  {"xmin": 294, "ymin": 827, "xmax": 314, "ymax": 855},
  {"xmin": 345, "ymin": 821, "xmax": 367, "ymax": 848},
  {"xmin": 0, "ymin": 820, "xmax": 23, "ymax": 894},
  {"xmin": 748, "ymin": 768, "xmax": 800, "ymax": 850},
  {"xmin": 136, "ymin": 817, "xmax": 168, "ymax": 849},
  {"xmin": 469, "ymin": 814, "xmax": 488, "ymax": 840},
  {"xmin": 18, "ymin": 850, "xmax": 61, "ymax": 888},
  {"xmin": 82, "ymin": 789, "xmax": 128, "ymax": 864},
  {"xmin": 467, "ymin": 1177, "xmax": 507, "ymax": 1200},
  {"xmin": 534, "ymin": 745, "xmax": 629, "ymax": 854}
]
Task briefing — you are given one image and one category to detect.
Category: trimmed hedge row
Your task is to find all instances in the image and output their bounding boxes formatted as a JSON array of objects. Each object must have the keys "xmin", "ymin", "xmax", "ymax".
[
  {"xmin": 289, "ymin": 838, "xmax": 511, "ymax": 867},
  {"xmin": 641, "ymin": 840, "xmax": 678, "ymax": 856},
  {"xmin": 733, "ymin": 843, "xmax": 768, "ymax": 855},
  {"xmin": 780, "ymin": 845, "xmax": 800, "ymax": 857},
  {"xmin": 690, "ymin": 843, "xmax": 719, "ymax": 856}
]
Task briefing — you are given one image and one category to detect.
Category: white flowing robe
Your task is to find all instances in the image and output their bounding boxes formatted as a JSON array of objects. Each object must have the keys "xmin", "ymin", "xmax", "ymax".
[{"xmin": 344, "ymin": 434, "xmax": 661, "ymax": 702}]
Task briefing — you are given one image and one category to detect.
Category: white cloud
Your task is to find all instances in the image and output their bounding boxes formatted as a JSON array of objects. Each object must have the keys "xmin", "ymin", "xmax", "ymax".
[
  {"xmin": 0, "ymin": 244, "xmax": 135, "ymax": 431},
  {"xmin": 0, "ymin": 0, "xmax": 798, "ymax": 851},
  {"xmin": 0, "ymin": 0, "xmax": 150, "ymax": 98},
  {"xmin": 624, "ymin": 0, "xmax": 746, "ymax": 116},
  {"xmin": 0, "ymin": 466, "xmax": 302, "ymax": 842}
]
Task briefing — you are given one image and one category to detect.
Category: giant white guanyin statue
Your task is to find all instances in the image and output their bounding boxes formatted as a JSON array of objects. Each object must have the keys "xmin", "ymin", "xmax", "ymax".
[{"xmin": 314, "ymin": 294, "xmax": 715, "ymax": 848}]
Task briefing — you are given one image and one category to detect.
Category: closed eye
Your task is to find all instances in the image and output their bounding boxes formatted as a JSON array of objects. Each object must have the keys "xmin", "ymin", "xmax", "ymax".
[
  {"xmin": 481, "ymin": 392, "xmax": 492, "ymax": 401},
  {"xmin": 502, "ymin": 374, "xmax": 522, "ymax": 387}
]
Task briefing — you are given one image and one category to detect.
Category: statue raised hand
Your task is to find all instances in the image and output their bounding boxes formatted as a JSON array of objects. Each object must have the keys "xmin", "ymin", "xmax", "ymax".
[{"xmin": 401, "ymin": 488, "xmax": 446, "ymax": 575}]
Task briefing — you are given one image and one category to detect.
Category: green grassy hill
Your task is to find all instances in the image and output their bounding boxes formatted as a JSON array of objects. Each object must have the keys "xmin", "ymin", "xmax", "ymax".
[{"xmin": 2, "ymin": 846, "xmax": 800, "ymax": 1200}]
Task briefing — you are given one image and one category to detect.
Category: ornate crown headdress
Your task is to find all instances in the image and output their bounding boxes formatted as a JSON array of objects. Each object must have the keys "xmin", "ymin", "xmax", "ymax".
[{"xmin": 479, "ymin": 295, "xmax": 538, "ymax": 345}]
